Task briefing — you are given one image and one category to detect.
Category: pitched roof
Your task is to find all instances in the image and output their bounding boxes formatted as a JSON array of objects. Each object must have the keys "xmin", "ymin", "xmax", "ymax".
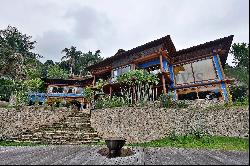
[
  {"xmin": 172, "ymin": 35, "xmax": 234, "ymax": 67},
  {"xmin": 86, "ymin": 35, "xmax": 176, "ymax": 70},
  {"xmin": 42, "ymin": 77, "xmax": 93, "ymax": 86},
  {"xmin": 173, "ymin": 35, "xmax": 234, "ymax": 56}
]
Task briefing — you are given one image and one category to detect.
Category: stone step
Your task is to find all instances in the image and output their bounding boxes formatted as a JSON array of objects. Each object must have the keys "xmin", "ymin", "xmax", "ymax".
[
  {"xmin": 38, "ymin": 127, "xmax": 94, "ymax": 133},
  {"xmin": 10, "ymin": 110, "xmax": 100, "ymax": 145}
]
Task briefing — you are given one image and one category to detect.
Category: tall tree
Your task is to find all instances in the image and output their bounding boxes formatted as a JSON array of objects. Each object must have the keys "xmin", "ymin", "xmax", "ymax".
[
  {"xmin": 225, "ymin": 43, "xmax": 249, "ymax": 87},
  {"xmin": 0, "ymin": 25, "xmax": 41, "ymax": 80},
  {"xmin": 230, "ymin": 43, "xmax": 249, "ymax": 71},
  {"xmin": 61, "ymin": 46, "xmax": 82, "ymax": 76},
  {"xmin": 75, "ymin": 50, "xmax": 103, "ymax": 75},
  {"xmin": 41, "ymin": 60, "xmax": 55, "ymax": 78},
  {"xmin": 47, "ymin": 64, "xmax": 69, "ymax": 79}
]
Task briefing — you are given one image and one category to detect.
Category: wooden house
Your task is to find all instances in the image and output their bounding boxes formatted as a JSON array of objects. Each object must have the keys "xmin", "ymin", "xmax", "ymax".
[
  {"xmin": 86, "ymin": 35, "xmax": 234, "ymax": 102},
  {"xmin": 42, "ymin": 77, "xmax": 93, "ymax": 109}
]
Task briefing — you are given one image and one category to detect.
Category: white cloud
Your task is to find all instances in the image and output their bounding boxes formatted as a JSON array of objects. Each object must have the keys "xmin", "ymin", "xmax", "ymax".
[{"xmin": 0, "ymin": 0, "xmax": 248, "ymax": 65}]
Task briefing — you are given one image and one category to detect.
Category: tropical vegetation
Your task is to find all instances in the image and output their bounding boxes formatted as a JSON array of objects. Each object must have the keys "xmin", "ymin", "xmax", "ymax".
[{"xmin": 0, "ymin": 25, "xmax": 103, "ymax": 106}]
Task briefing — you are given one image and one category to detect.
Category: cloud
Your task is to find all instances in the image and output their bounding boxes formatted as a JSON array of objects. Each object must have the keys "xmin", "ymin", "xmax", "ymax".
[
  {"xmin": 35, "ymin": 30, "xmax": 74, "ymax": 62},
  {"xmin": 0, "ymin": 0, "xmax": 248, "ymax": 66},
  {"xmin": 64, "ymin": 6, "xmax": 114, "ymax": 40}
]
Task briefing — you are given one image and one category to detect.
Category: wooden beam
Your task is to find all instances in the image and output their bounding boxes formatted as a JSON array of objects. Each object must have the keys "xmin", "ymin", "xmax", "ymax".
[
  {"xmin": 215, "ymin": 53, "xmax": 226, "ymax": 79},
  {"xmin": 92, "ymin": 75, "xmax": 96, "ymax": 86},
  {"xmin": 173, "ymin": 52, "xmax": 214, "ymax": 65},
  {"xmin": 109, "ymin": 86, "xmax": 112, "ymax": 99},
  {"xmin": 133, "ymin": 52, "xmax": 161, "ymax": 64},
  {"xmin": 92, "ymin": 67, "xmax": 112, "ymax": 75},
  {"xmin": 173, "ymin": 79, "xmax": 233, "ymax": 90},
  {"xmin": 159, "ymin": 54, "xmax": 167, "ymax": 94}
]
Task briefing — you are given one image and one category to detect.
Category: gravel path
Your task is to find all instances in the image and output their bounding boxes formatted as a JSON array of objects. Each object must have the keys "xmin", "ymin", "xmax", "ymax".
[{"xmin": 0, "ymin": 145, "xmax": 248, "ymax": 165}]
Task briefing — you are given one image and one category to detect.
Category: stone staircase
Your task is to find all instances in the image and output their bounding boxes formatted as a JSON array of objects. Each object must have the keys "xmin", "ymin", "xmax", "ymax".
[{"xmin": 9, "ymin": 111, "xmax": 101, "ymax": 145}]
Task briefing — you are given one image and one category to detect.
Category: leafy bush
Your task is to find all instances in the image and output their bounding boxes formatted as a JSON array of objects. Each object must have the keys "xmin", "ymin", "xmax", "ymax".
[
  {"xmin": 94, "ymin": 96, "xmax": 126, "ymax": 109},
  {"xmin": 233, "ymin": 96, "xmax": 249, "ymax": 106},
  {"xmin": 46, "ymin": 98, "xmax": 65, "ymax": 107},
  {"xmin": 159, "ymin": 93, "xmax": 172, "ymax": 108},
  {"xmin": 171, "ymin": 100, "xmax": 189, "ymax": 109},
  {"xmin": 159, "ymin": 93, "xmax": 189, "ymax": 109},
  {"xmin": 230, "ymin": 84, "xmax": 248, "ymax": 102},
  {"xmin": 0, "ymin": 78, "xmax": 14, "ymax": 101}
]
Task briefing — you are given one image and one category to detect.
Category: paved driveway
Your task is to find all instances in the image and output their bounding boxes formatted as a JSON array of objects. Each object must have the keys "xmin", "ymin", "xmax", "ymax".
[{"xmin": 0, "ymin": 145, "xmax": 248, "ymax": 165}]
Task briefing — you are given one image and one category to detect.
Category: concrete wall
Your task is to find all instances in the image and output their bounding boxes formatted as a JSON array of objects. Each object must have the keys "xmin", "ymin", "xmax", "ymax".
[{"xmin": 91, "ymin": 105, "xmax": 249, "ymax": 143}]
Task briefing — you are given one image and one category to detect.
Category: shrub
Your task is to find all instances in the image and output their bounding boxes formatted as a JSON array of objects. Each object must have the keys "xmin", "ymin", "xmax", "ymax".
[
  {"xmin": 94, "ymin": 95, "xmax": 126, "ymax": 109},
  {"xmin": 171, "ymin": 100, "xmax": 189, "ymax": 109},
  {"xmin": 159, "ymin": 93, "xmax": 172, "ymax": 108},
  {"xmin": 159, "ymin": 93, "xmax": 189, "ymax": 109},
  {"xmin": 233, "ymin": 96, "xmax": 249, "ymax": 106},
  {"xmin": 230, "ymin": 84, "xmax": 248, "ymax": 102}
]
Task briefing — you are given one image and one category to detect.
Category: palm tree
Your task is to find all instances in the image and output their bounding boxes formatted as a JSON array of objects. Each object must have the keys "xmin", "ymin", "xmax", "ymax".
[{"xmin": 61, "ymin": 46, "xmax": 82, "ymax": 76}]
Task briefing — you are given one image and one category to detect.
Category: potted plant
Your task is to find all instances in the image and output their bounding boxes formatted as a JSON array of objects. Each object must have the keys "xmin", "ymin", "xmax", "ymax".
[{"xmin": 105, "ymin": 137, "xmax": 126, "ymax": 158}]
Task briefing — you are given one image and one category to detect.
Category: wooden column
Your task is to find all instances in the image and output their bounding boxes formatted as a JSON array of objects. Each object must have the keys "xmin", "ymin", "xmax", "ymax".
[
  {"xmin": 92, "ymin": 75, "xmax": 96, "ymax": 86},
  {"xmin": 160, "ymin": 54, "xmax": 167, "ymax": 95},
  {"xmin": 131, "ymin": 63, "xmax": 136, "ymax": 70},
  {"xmin": 109, "ymin": 85, "xmax": 112, "ymax": 99}
]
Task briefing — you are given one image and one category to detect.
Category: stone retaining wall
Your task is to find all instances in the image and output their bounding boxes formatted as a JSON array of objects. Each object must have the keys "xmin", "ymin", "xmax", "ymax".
[
  {"xmin": 91, "ymin": 106, "xmax": 249, "ymax": 143},
  {"xmin": 0, "ymin": 106, "xmax": 71, "ymax": 139}
]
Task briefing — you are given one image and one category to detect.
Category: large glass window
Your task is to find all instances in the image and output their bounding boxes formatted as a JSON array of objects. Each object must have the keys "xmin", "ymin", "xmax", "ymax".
[
  {"xmin": 51, "ymin": 86, "xmax": 64, "ymax": 93},
  {"xmin": 192, "ymin": 58, "xmax": 217, "ymax": 82},
  {"xmin": 174, "ymin": 63, "xmax": 194, "ymax": 85},
  {"xmin": 76, "ymin": 87, "xmax": 83, "ymax": 94},
  {"xmin": 174, "ymin": 57, "xmax": 218, "ymax": 85},
  {"xmin": 113, "ymin": 65, "xmax": 130, "ymax": 78}
]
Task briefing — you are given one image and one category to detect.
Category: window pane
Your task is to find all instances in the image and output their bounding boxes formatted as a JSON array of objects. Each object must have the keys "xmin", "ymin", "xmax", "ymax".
[
  {"xmin": 174, "ymin": 63, "xmax": 194, "ymax": 84},
  {"xmin": 76, "ymin": 87, "xmax": 83, "ymax": 94},
  {"xmin": 113, "ymin": 70, "xmax": 118, "ymax": 77},
  {"xmin": 122, "ymin": 65, "xmax": 130, "ymax": 73},
  {"xmin": 192, "ymin": 58, "xmax": 217, "ymax": 82},
  {"xmin": 117, "ymin": 68, "xmax": 122, "ymax": 76},
  {"xmin": 58, "ymin": 87, "xmax": 64, "ymax": 93},
  {"xmin": 52, "ymin": 87, "xmax": 58, "ymax": 93}
]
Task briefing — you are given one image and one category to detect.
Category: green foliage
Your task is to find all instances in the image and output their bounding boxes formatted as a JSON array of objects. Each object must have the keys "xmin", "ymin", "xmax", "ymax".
[
  {"xmin": 84, "ymin": 86, "xmax": 95, "ymax": 102},
  {"xmin": 128, "ymin": 135, "xmax": 249, "ymax": 151},
  {"xmin": 61, "ymin": 46, "xmax": 82, "ymax": 75},
  {"xmin": 95, "ymin": 96, "xmax": 126, "ymax": 109},
  {"xmin": 225, "ymin": 43, "xmax": 249, "ymax": 87},
  {"xmin": 23, "ymin": 78, "xmax": 44, "ymax": 93},
  {"xmin": 233, "ymin": 96, "xmax": 249, "ymax": 106},
  {"xmin": 0, "ymin": 78, "xmax": 14, "ymax": 101},
  {"xmin": 95, "ymin": 78, "xmax": 107, "ymax": 91},
  {"xmin": 159, "ymin": 93, "xmax": 173, "ymax": 108},
  {"xmin": 25, "ymin": 67, "xmax": 43, "ymax": 80},
  {"xmin": 230, "ymin": 43, "xmax": 249, "ymax": 71},
  {"xmin": 224, "ymin": 64, "xmax": 249, "ymax": 88},
  {"xmin": 61, "ymin": 46, "xmax": 103, "ymax": 76},
  {"xmin": 117, "ymin": 69, "xmax": 159, "ymax": 85},
  {"xmin": 190, "ymin": 127, "xmax": 207, "ymax": 139},
  {"xmin": 14, "ymin": 80, "xmax": 29, "ymax": 106},
  {"xmin": 0, "ymin": 25, "xmax": 41, "ymax": 80},
  {"xmin": 172, "ymin": 100, "xmax": 189, "ymax": 109},
  {"xmin": 229, "ymin": 84, "xmax": 248, "ymax": 102},
  {"xmin": 0, "ymin": 140, "xmax": 43, "ymax": 146},
  {"xmin": 116, "ymin": 69, "xmax": 160, "ymax": 106},
  {"xmin": 159, "ymin": 93, "xmax": 189, "ymax": 109},
  {"xmin": 74, "ymin": 50, "xmax": 103, "ymax": 75},
  {"xmin": 47, "ymin": 64, "xmax": 69, "ymax": 79}
]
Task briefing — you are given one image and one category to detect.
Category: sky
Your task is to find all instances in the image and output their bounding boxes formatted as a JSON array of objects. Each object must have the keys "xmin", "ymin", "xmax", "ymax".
[{"xmin": 0, "ymin": 0, "xmax": 249, "ymax": 65}]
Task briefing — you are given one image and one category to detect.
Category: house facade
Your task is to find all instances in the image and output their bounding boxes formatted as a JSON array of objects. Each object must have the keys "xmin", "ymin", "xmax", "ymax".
[
  {"xmin": 86, "ymin": 35, "xmax": 234, "ymax": 102},
  {"xmin": 42, "ymin": 77, "xmax": 93, "ymax": 108}
]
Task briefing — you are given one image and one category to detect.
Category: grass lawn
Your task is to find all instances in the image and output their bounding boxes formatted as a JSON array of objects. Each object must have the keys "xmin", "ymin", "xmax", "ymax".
[
  {"xmin": 1, "ymin": 136, "xmax": 248, "ymax": 152},
  {"xmin": 0, "ymin": 140, "xmax": 45, "ymax": 146},
  {"xmin": 128, "ymin": 135, "xmax": 249, "ymax": 151}
]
